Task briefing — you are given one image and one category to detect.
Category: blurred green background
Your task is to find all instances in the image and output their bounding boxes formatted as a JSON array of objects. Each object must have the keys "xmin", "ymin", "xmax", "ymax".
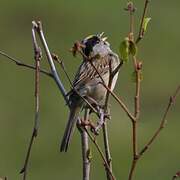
[{"xmin": 0, "ymin": 0, "xmax": 179, "ymax": 179}]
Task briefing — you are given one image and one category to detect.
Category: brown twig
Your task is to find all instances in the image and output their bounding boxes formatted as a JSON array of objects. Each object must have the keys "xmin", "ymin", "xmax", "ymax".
[
  {"xmin": 20, "ymin": 23, "xmax": 42, "ymax": 180},
  {"xmin": 52, "ymin": 53, "xmax": 73, "ymax": 87},
  {"xmin": 102, "ymin": 59, "xmax": 117, "ymax": 180},
  {"xmin": 102, "ymin": 123, "xmax": 112, "ymax": 180},
  {"xmin": 0, "ymin": 50, "xmax": 52, "ymax": 77},
  {"xmin": 128, "ymin": 60, "xmax": 141, "ymax": 180},
  {"xmin": 139, "ymin": 85, "xmax": 180, "ymax": 157},
  {"xmin": 126, "ymin": 2, "xmax": 142, "ymax": 180},
  {"xmin": 136, "ymin": 0, "xmax": 150, "ymax": 44},
  {"xmin": 83, "ymin": 128, "xmax": 116, "ymax": 180},
  {"xmin": 102, "ymin": 63, "xmax": 112, "ymax": 180},
  {"xmin": 128, "ymin": 85, "xmax": 180, "ymax": 180}
]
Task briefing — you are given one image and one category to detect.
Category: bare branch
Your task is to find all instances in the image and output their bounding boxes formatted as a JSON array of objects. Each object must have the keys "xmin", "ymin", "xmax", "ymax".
[
  {"xmin": 78, "ymin": 109, "xmax": 91, "ymax": 180},
  {"xmin": 0, "ymin": 50, "xmax": 52, "ymax": 77},
  {"xmin": 102, "ymin": 59, "xmax": 114, "ymax": 180},
  {"xmin": 102, "ymin": 123, "xmax": 112, "ymax": 180},
  {"xmin": 126, "ymin": 2, "xmax": 142, "ymax": 179},
  {"xmin": 32, "ymin": 21, "xmax": 69, "ymax": 106},
  {"xmin": 136, "ymin": 0, "xmax": 150, "ymax": 44},
  {"xmin": 20, "ymin": 23, "xmax": 42, "ymax": 180},
  {"xmin": 83, "ymin": 127, "xmax": 116, "ymax": 180},
  {"xmin": 52, "ymin": 53, "xmax": 73, "ymax": 87},
  {"xmin": 139, "ymin": 85, "xmax": 180, "ymax": 157}
]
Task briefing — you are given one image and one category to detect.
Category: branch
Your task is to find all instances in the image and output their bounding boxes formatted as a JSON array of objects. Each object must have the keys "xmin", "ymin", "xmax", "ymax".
[
  {"xmin": 83, "ymin": 127, "xmax": 116, "ymax": 180},
  {"xmin": 52, "ymin": 53, "xmax": 73, "ymax": 87},
  {"xmin": 139, "ymin": 85, "xmax": 180, "ymax": 157},
  {"xmin": 78, "ymin": 109, "xmax": 91, "ymax": 180},
  {"xmin": 126, "ymin": 2, "xmax": 142, "ymax": 179},
  {"xmin": 0, "ymin": 50, "xmax": 52, "ymax": 77},
  {"xmin": 136, "ymin": 0, "xmax": 150, "ymax": 44},
  {"xmin": 128, "ymin": 85, "xmax": 180, "ymax": 180},
  {"xmin": 32, "ymin": 21, "xmax": 69, "ymax": 106},
  {"xmin": 128, "ymin": 60, "xmax": 142, "ymax": 180},
  {"xmin": 102, "ymin": 59, "xmax": 115, "ymax": 180},
  {"xmin": 20, "ymin": 24, "xmax": 42, "ymax": 180}
]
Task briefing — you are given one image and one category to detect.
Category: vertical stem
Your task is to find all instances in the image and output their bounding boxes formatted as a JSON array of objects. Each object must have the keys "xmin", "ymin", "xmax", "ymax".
[
  {"xmin": 136, "ymin": 0, "xmax": 150, "ymax": 43},
  {"xmin": 102, "ymin": 123, "xmax": 112, "ymax": 180},
  {"xmin": 128, "ymin": 158, "xmax": 138, "ymax": 180},
  {"xmin": 20, "ymin": 25, "xmax": 41, "ymax": 179},
  {"xmin": 127, "ymin": 2, "xmax": 142, "ymax": 179},
  {"xmin": 134, "ymin": 63, "xmax": 141, "ymax": 119},
  {"xmin": 81, "ymin": 109, "xmax": 91, "ymax": 180},
  {"xmin": 102, "ymin": 60, "xmax": 114, "ymax": 180},
  {"xmin": 33, "ymin": 21, "xmax": 69, "ymax": 106},
  {"xmin": 132, "ymin": 121, "xmax": 137, "ymax": 158}
]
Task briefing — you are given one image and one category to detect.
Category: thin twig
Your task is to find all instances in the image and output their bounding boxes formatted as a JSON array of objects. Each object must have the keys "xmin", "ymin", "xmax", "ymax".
[
  {"xmin": 84, "ymin": 128, "xmax": 116, "ymax": 180},
  {"xmin": 128, "ymin": 85, "xmax": 180, "ymax": 180},
  {"xmin": 0, "ymin": 50, "xmax": 52, "ymax": 77},
  {"xmin": 32, "ymin": 21, "xmax": 69, "ymax": 106},
  {"xmin": 127, "ymin": 2, "xmax": 141, "ymax": 179},
  {"xmin": 136, "ymin": 0, "xmax": 150, "ymax": 44},
  {"xmin": 102, "ymin": 123, "xmax": 112, "ymax": 180},
  {"xmin": 139, "ymin": 85, "xmax": 180, "ymax": 157},
  {"xmin": 102, "ymin": 59, "xmax": 114, "ymax": 180},
  {"xmin": 20, "ymin": 24, "xmax": 42, "ymax": 180},
  {"xmin": 52, "ymin": 53, "xmax": 73, "ymax": 87}
]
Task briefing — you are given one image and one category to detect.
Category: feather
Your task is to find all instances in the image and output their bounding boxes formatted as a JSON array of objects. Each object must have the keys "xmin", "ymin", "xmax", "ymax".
[{"xmin": 60, "ymin": 105, "xmax": 82, "ymax": 152}]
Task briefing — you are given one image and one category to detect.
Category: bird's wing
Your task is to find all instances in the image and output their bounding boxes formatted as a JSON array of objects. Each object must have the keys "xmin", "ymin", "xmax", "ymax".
[{"xmin": 73, "ymin": 55, "xmax": 110, "ymax": 89}]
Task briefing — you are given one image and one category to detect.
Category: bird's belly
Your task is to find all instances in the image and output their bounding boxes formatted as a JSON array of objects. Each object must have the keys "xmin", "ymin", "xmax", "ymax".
[{"xmin": 88, "ymin": 83, "xmax": 107, "ymax": 104}]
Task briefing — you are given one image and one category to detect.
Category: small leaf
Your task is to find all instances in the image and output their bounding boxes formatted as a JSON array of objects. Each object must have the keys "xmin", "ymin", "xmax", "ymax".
[
  {"xmin": 142, "ymin": 17, "xmax": 151, "ymax": 33},
  {"xmin": 129, "ymin": 40, "xmax": 138, "ymax": 56},
  {"xmin": 119, "ymin": 37, "xmax": 130, "ymax": 62}
]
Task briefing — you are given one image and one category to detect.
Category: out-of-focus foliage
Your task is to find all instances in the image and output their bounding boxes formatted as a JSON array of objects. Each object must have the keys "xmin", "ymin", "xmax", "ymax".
[{"xmin": 0, "ymin": 0, "xmax": 179, "ymax": 180}]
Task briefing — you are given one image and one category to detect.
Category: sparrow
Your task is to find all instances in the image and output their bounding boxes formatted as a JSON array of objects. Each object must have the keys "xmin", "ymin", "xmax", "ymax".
[{"xmin": 60, "ymin": 33, "xmax": 120, "ymax": 152}]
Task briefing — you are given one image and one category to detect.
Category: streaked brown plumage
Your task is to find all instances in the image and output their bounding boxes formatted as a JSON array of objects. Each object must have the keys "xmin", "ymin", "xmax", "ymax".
[{"xmin": 60, "ymin": 33, "xmax": 120, "ymax": 152}]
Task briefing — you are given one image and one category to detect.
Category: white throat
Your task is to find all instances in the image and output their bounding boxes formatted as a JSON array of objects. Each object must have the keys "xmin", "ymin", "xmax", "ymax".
[{"xmin": 91, "ymin": 41, "xmax": 111, "ymax": 57}]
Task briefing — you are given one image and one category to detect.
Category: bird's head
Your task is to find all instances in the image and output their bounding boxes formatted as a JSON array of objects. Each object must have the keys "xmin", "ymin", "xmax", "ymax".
[{"xmin": 82, "ymin": 32, "xmax": 111, "ymax": 58}]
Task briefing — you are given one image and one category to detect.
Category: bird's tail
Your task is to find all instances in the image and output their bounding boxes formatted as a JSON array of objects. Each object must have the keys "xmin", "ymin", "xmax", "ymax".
[{"xmin": 60, "ymin": 106, "xmax": 81, "ymax": 152}]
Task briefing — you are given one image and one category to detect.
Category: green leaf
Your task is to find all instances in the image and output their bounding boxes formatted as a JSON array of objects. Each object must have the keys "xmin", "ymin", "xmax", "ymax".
[
  {"xmin": 119, "ymin": 37, "xmax": 130, "ymax": 62},
  {"xmin": 142, "ymin": 17, "xmax": 151, "ymax": 33},
  {"xmin": 129, "ymin": 40, "xmax": 138, "ymax": 56}
]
